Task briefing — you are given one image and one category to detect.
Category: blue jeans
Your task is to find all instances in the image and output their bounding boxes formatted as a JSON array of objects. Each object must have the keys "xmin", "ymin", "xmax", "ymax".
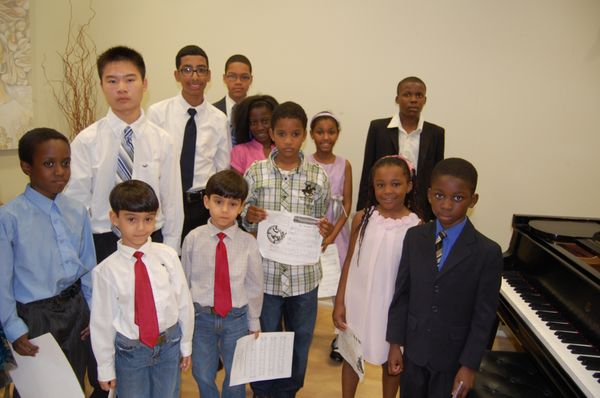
[
  {"xmin": 115, "ymin": 323, "xmax": 182, "ymax": 398},
  {"xmin": 192, "ymin": 304, "xmax": 248, "ymax": 398},
  {"xmin": 251, "ymin": 288, "xmax": 318, "ymax": 398}
]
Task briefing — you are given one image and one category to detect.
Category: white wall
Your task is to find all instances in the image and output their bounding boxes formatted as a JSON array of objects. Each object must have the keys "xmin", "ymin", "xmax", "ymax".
[{"xmin": 2, "ymin": 0, "xmax": 599, "ymax": 249}]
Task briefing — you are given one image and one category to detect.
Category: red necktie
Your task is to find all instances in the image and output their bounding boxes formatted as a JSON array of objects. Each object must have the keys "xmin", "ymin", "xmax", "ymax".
[
  {"xmin": 214, "ymin": 233, "xmax": 232, "ymax": 317},
  {"xmin": 133, "ymin": 251, "xmax": 159, "ymax": 347}
]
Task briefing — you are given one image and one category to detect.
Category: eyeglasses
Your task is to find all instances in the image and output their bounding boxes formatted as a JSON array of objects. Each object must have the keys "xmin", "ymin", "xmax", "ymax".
[
  {"xmin": 179, "ymin": 65, "xmax": 209, "ymax": 76},
  {"xmin": 225, "ymin": 73, "xmax": 252, "ymax": 82}
]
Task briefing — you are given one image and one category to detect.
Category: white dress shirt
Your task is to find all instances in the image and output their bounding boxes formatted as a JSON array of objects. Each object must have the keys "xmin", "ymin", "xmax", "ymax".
[
  {"xmin": 181, "ymin": 221, "xmax": 263, "ymax": 331},
  {"xmin": 387, "ymin": 113, "xmax": 424, "ymax": 173},
  {"xmin": 147, "ymin": 93, "xmax": 231, "ymax": 191},
  {"xmin": 90, "ymin": 239, "xmax": 194, "ymax": 382},
  {"xmin": 65, "ymin": 109, "xmax": 184, "ymax": 250}
]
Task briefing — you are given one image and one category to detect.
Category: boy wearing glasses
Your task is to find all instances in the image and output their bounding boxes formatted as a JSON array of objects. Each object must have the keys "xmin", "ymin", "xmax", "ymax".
[
  {"xmin": 148, "ymin": 45, "xmax": 230, "ymax": 240},
  {"xmin": 213, "ymin": 54, "xmax": 253, "ymax": 145}
]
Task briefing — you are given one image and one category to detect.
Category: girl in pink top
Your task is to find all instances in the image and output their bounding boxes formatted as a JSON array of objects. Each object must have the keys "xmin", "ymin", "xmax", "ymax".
[{"xmin": 230, "ymin": 95, "xmax": 278, "ymax": 173}]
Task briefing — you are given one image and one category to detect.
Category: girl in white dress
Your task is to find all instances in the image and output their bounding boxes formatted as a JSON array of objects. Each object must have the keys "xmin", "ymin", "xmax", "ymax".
[{"xmin": 333, "ymin": 155, "xmax": 421, "ymax": 398}]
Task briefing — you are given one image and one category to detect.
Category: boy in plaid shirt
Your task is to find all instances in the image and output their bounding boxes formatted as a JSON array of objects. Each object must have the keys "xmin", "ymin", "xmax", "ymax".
[{"xmin": 243, "ymin": 101, "xmax": 332, "ymax": 398}]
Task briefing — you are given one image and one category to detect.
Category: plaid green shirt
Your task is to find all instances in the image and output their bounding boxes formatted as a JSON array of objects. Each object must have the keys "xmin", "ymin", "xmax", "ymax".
[{"xmin": 243, "ymin": 149, "xmax": 331, "ymax": 297}]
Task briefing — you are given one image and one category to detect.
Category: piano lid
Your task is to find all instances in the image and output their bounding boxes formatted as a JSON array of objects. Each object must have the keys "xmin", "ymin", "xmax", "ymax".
[{"xmin": 529, "ymin": 219, "xmax": 600, "ymax": 241}]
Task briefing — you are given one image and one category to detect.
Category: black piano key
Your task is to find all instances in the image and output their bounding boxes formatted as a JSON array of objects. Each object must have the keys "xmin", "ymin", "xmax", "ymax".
[
  {"xmin": 594, "ymin": 372, "xmax": 600, "ymax": 380},
  {"xmin": 567, "ymin": 344, "xmax": 600, "ymax": 356},
  {"xmin": 578, "ymin": 356, "xmax": 600, "ymax": 371},
  {"xmin": 555, "ymin": 331, "xmax": 588, "ymax": 345},
  {"xmin": 547, "ymin": 322, "xmax": 576, "ymax": 332},
  {"xmin": 528, "ymin": 302, "xmax": 553, "ymax": 311},
  {"xmin": 536, "ymin": 311, "xmax": 565, "ymax": 322}
]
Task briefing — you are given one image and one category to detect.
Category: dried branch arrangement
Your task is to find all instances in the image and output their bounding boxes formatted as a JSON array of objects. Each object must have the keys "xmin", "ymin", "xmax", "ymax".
[{"xmin": 42, "ymin": 2, "xmax": 97, "ymax": 140}]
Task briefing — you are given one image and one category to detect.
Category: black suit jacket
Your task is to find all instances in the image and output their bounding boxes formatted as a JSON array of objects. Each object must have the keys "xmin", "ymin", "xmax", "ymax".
[
  {"xmin": 357, "ymin": 118, "xmax": 444, "ymax": 221},
  {"xmin": 213, "ymin": 97, "xmax": 227, "ymax": 115},
  {"xmin": 386, "ymin": 220, "xmax": 503, "ymax": 372}
]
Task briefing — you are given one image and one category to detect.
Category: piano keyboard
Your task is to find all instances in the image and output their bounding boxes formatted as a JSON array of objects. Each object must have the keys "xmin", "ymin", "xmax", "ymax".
[{"xmin": 501, "ymin": 272, "xmax": 600, "ymax": 397}]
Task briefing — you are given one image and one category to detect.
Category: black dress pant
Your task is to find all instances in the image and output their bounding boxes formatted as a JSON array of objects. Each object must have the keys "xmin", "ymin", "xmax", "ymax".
[{"xmin": 14, "ymin": 282, "xmax": 88, "ymax": 397}]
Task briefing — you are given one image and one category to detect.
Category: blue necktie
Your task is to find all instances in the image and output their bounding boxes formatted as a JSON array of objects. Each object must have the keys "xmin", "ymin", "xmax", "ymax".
[
  {"xmin": 180, "ymin": 108, "xmax": 197, "ymax": 192},
  {"xmin": 116, "ymin": 126, "xmax": 134, "ymax": 183}
]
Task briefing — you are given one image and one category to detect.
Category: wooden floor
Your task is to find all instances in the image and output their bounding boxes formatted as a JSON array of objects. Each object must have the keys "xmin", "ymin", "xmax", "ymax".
[
  {"xmin": 2, "ymin": 301, "xmax": 518, "ymax": 397},
  {"xmin": 180, "ymin": 301, "xmax": 519, "ymax": 398}
]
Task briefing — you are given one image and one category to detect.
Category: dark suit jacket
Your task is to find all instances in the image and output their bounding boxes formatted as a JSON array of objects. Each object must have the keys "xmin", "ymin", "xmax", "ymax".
[
  {"xmin": 357, "ymin": 118, "xmax": 444, "ymax": 221},
  {"xmin": 213, "ymin": 97, "xmax": 227, "ymax": 115},
  {"xmin": 386, "ymin": 220, "xmax": 503, "ymax": 372}
]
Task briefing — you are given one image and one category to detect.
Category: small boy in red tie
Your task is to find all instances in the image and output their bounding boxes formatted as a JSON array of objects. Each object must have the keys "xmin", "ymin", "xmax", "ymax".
[
  {"xmin": 181, "ymin": 169, "xmax": 264, "ymax": 398},
  {"xmin": 90, "ymin": 180, "xmax": 194, "ymax": 398}
]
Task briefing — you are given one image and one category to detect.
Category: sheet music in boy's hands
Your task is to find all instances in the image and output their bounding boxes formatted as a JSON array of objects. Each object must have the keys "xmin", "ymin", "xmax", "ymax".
[
  {"xmin": 257, "ymin": 210, "xmax": 322, "ymax": 265},
  {"xmin": 337, "ymin": 327, "xmax": 365, "ymax": 382},
  {"xmin": 229, "ymin": 332, "xmax": 294, "ymax": 386},
  {"xmin": 9, "ymin": 333, "xmax": 85, "ymax": 398}
]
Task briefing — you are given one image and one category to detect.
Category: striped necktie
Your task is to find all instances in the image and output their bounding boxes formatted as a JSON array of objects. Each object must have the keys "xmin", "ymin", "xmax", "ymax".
[
  {"xmin": 435, "ymin": 230, "xmax": 447, "ymax": 269},
  {"xmin": 116, "ymin": 126, "xmax": 134, "ymax": 183}
]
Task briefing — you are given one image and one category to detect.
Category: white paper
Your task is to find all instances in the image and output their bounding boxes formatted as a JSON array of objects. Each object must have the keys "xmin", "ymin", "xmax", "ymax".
[
  {"xmin": 257, "ymin": 210, "xmax": 322, "ymax": 265},
  {"xmin": 338, "ymin": 327, "xmax": 365, "ymax": 382},
  {"xmin": 9, "ymin": 333, "xmax": 85, "ymax": 398},
  {"xmin": 318, "ymin": 244, "xmax": 341, "ymax": 298},
  {"xmin": 229, "ymin": 331, "xmax": 294, "ymax": 386}
]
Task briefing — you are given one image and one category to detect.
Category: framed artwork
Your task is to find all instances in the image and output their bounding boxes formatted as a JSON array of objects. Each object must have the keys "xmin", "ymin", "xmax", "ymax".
[{"xmin": 0, "ymin": 0, "xmax": 32, "ymax": 150}]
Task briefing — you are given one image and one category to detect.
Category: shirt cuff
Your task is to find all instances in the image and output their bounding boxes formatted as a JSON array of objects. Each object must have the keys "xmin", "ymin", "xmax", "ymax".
[
  {"xmin": 97, "ymin": 363, "xmax": 116, "ymax": 383},
  {"xmin": 180, "ymin": 341, "xmax": 192, "ymax": 357},
  {"xmin": 6, "ymin": 318, "xmax": 29, "ymax": 343},
  {"xmin": 248, "ymin": 317, "xmax": 261, "ymax": 332}
]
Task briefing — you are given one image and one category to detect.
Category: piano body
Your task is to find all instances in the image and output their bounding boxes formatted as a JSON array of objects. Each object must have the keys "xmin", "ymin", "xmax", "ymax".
[{"xmin": 499, "ymin": 214, "xmax": 600, "ymax": 397}]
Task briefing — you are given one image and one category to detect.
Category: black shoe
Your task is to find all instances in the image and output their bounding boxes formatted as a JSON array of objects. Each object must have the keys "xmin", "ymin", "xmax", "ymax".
[{"xmin": 330, "ymin": 336, "xmax": 343, "ymax": 362}]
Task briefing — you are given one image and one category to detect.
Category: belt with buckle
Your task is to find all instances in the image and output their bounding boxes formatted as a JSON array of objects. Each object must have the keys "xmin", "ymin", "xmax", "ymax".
[
  {"xmin": 184, "ymin": 189, "xmax": 205, "ymax": 204},
  {"xmin": 155, "ymin": 323, "xmax": 178, "ymax": 345}
]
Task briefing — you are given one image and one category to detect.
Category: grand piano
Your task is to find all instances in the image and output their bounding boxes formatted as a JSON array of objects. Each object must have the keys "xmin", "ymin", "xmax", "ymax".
[{"xmin": 498, "ymin": 215, "xmax": 600, "ymax": 397}]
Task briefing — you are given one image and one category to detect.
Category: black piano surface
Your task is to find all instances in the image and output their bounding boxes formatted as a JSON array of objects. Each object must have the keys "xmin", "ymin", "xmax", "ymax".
[{"xmin": 499, "ymin": 214, "xmax": 600, "ymax": 398}]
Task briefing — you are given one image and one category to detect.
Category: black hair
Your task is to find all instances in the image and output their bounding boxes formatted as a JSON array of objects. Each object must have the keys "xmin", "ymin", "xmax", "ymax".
[
  {"xmin": 431, "ymin": 158, "xmax": 478, "ymax": 194},
  {"xmin": 357, "ymin": 156, "xmax": 420, "ymax": 264},
  {"xmin": 109, "ymin": 180, "xmax": 159, "ymax": 213},
  {"xmin": 396, "ymin": 76, "xmax": 426, "ymax": 95},
  {"xmin": 97, "ymin": 46, "xmax": 146, "ymax": 80},
  {"xmin": 232, "ymin": 94, "xmax": 278, "ymax": 145},
  {"xmin": 225, "ymin": 54, "xmax": 252, "ymax": 73},
  {"xmin": 175, "ymin": 45, "xmax": 209, "ymax": 69},
  {"xmin": 310, "ymin": 112, "xmax": 340, "ymax": 131},
  {"xmin": 205, "ymin": 170, "xmax": 248, "ymax": 200},
  {"xmin": 271, "ymin": 101, "xmax": 307, "ymax": 130},
  {"xmin": 18, "ymin": 128, "xmax": 69, "ymax": 164}
]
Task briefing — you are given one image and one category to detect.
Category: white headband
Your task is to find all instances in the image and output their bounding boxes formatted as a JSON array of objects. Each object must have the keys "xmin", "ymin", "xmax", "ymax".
[{"xmin": 310, "ymin": 111, "xmax": 341, "ymax": 129}]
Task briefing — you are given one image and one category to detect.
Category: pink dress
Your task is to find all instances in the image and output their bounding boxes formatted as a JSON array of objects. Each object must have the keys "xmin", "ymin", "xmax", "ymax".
[
  {"xmin": 345, "ymin": 209, "xmax": 420, "ymax": 364},
  {"xmin": 307, "ymin": 154, "xmax": 350, "ymax": 266},
  {"xmin": 230, "ymin": 139, "xmax": 272, "ymax": 174}
]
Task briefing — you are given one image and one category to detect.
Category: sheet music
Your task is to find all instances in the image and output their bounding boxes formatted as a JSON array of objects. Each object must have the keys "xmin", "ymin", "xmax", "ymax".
[
  {"xmin": 9, "ymin": 333, "xmax": 85, "ymax": 398},
  {"xmin": 338, "ymin": 327, "xmax": 365, "ymax": 382},
  {"xmin": 229, "ymin": 332, "xmax": 294, "ymax": 386},
  {"xmin": 257, "ymin": 210, "xmax": 322, "ymax": 265},
  {"xmin": 318, "ymin": 244, "xmax": 341, "ymax": 298}
]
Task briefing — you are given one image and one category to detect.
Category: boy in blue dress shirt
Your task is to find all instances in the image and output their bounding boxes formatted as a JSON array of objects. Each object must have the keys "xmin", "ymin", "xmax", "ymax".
[
  {"xmin": 0, "ymin": 128, "xmax": 96, "ymax": 391},
  {"xmin": 387, "ymin": 158, "xmax": 503, "ymax": 398}
]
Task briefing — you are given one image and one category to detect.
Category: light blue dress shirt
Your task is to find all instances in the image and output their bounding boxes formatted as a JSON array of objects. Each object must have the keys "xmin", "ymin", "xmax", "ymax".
[
  {"xmin": 435, "ymin": 217, "xmax": 468, "ymax": 269},
  {"xmin": 0, "ymin": 185, "xmax": 96, "ymax": 342}
]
